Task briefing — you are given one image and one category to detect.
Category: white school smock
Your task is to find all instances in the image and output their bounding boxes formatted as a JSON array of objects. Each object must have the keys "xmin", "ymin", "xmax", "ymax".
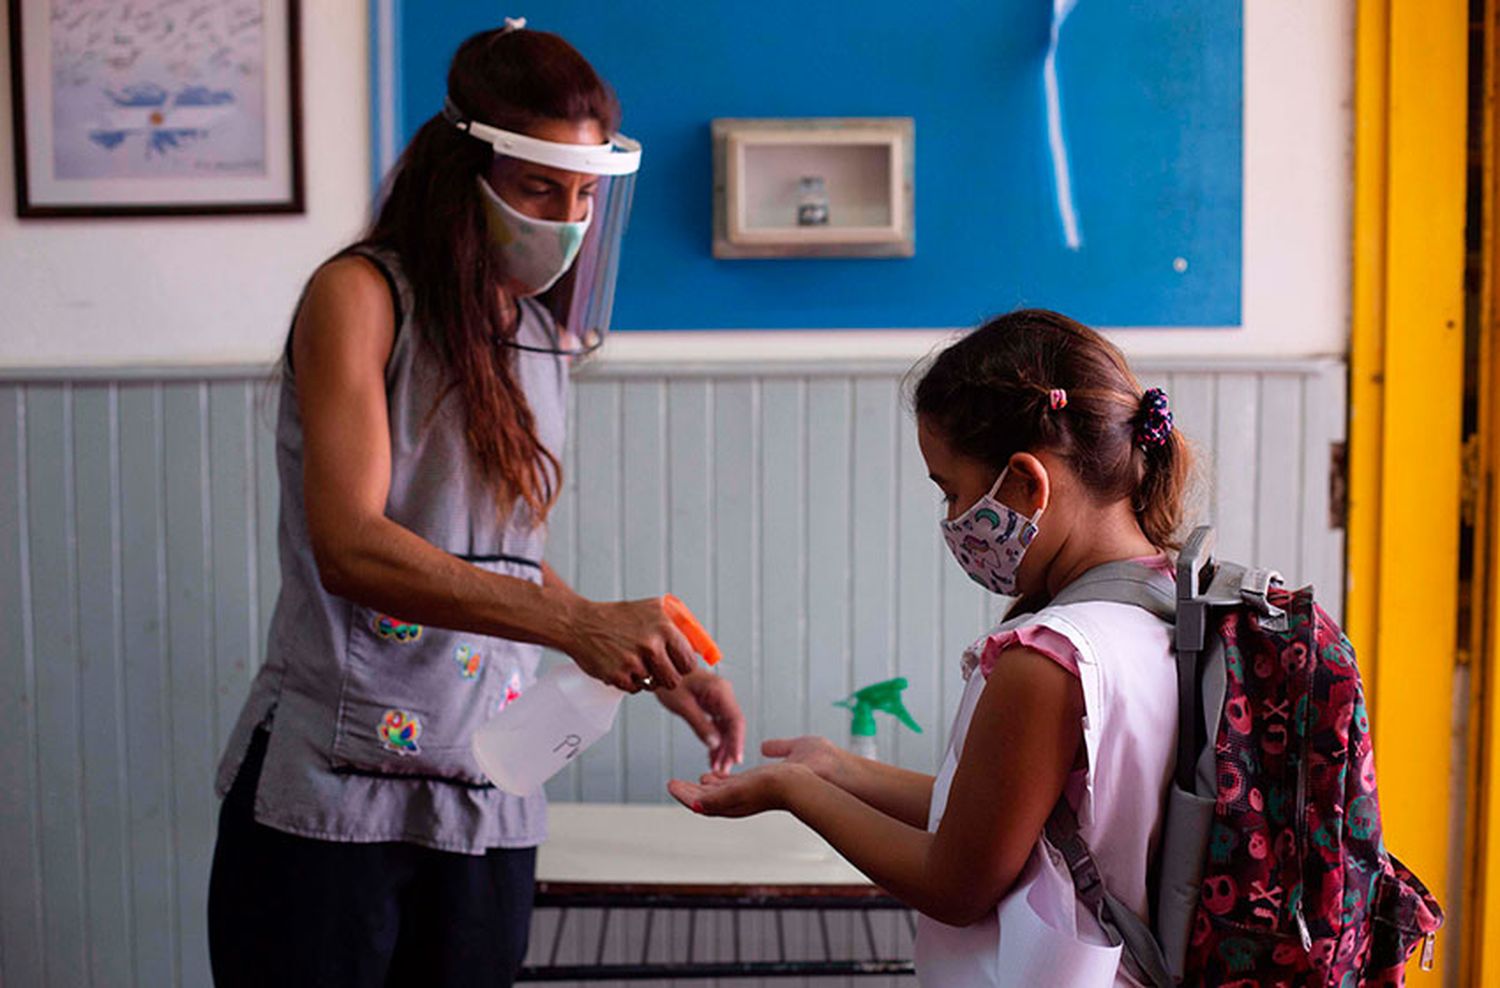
[{"xmin": 913, "ymin": 599, "xmax": 1176, "ymax": 987}]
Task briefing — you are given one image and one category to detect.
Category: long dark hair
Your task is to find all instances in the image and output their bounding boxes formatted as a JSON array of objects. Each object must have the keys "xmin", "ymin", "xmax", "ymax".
[
  {"xmin": 912, "ymin": 309, "xmax": 1192, "ymax": 550},
  {"xmin": 360, "ymin": 27, "xmax": 620, "ymax": 524}
]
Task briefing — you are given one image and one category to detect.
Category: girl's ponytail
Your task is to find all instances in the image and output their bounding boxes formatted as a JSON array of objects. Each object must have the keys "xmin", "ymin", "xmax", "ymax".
[{"xmin": 1131, "ymin": 388, "xmax": 1190, "ymax": 550}]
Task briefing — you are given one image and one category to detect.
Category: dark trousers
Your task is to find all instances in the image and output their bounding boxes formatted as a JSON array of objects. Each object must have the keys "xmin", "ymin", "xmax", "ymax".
[{"xmin": 208, "ymin": 730, "xmax": 537, "ymax": 988}]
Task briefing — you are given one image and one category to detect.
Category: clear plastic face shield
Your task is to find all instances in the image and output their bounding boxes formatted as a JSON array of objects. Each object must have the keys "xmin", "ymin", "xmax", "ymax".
[{"xmin": 444, "ymin": 96, "xmax": 641, "ymax": 359}]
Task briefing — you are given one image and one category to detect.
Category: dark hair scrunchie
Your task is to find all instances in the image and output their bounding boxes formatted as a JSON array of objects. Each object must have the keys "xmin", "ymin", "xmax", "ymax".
[{"xmin": 1135, "ymin": 388, "xmax": 1174, "ymax": 449}]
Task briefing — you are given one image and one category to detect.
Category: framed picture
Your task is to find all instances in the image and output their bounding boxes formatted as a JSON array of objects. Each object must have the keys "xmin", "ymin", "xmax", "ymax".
[{"xmin": 7, "ymin": 0, "xmax": 304, "ymax": 217}]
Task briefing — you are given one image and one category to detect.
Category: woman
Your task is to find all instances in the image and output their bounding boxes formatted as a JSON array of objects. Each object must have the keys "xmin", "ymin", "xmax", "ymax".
[{"xmin": 208, "ymin": 21, "xmax": 743, "ymax": 987}]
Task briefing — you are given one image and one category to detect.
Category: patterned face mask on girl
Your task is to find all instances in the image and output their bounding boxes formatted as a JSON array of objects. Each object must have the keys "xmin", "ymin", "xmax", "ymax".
[{"xmin": 940, "ymin": 468, "xmax": 1042, "ymax": 595}]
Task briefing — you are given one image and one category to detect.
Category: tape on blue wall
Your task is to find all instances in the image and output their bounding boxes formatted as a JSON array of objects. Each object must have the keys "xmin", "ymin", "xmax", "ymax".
[{"xmin": 393, "ymin": 1, "xmax": 1242, "ymax": 329}]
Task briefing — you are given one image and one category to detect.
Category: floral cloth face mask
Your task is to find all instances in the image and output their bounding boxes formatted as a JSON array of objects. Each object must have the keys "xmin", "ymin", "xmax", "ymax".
[{"xmin": 940, "ymin": 467, "xmax": 1042, "ymax": 595}]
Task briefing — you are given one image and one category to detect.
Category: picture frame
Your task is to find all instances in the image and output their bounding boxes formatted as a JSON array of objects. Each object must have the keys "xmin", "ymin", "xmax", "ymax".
[{"xmin": 7, "ymin": 0, "xmax": 304, "ymax": 217}]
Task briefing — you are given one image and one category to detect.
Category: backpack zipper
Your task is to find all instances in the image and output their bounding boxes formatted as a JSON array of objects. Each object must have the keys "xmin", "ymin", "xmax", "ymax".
[
  {"xmin": 1292, "ymin": 603, "xmax": 1315, "ymax": 952},
  {"xmin": 1422, "ymin": 931, "xmax": 1437, "ymax": 971},
  {"xmin": 1294, "ymin": 754, "xmax": 1312, "ymax": 950}
]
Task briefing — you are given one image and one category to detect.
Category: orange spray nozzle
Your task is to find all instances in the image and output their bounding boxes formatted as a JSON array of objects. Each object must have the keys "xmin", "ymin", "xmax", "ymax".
[{"xmin": 662, "ymin": 594, "xmax": 722, "ymax": 666}]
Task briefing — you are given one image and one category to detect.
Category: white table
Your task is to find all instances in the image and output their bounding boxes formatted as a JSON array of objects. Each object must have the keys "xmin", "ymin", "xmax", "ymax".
[
  {"xmin": 537, "ymin": 802, "xmax": 870, "ymax": 889},
  {"xmin": 521, "ymin": 803, "xmax": 916, "ymax": 982}
]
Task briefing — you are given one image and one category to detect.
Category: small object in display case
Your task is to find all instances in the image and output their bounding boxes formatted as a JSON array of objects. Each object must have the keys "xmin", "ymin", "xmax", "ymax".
[{"xmin": 796, "ymin": 175, "xmax": 830, "ymax": 226}]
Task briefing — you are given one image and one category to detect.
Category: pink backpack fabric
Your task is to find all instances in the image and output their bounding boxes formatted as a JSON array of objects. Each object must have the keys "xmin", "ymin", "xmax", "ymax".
[
  {"xmin": 1045, "ymin": 527, "xmax": 1442, "ymax": 986},
  {"xmin": 1182, "ymin": 583, "xmax": 1442, "ymax": 985}
]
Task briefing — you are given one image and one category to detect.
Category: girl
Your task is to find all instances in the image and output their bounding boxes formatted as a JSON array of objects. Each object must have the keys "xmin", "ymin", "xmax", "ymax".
[
  {"xmin": 209, "ymin": 22, "xmax": 743, "ymax": 988},
  {"xmin": 669, "ymin": 309, "xmax": 1189, "ymax": 986}
]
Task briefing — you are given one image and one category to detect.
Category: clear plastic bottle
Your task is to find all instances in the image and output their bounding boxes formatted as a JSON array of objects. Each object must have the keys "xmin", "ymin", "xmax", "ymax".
[
  {"xmin": 797, "ymin": 175, "xmax": 830, "ymax": 226},
  {"xmin": 471, "ymin": 663, "xmax": 623, "ymax": 795}
]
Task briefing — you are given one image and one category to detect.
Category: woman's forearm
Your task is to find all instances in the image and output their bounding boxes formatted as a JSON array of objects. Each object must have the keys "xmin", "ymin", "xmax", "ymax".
[
  {"xmin": 316, "ymin": 511, "xmax": 699, "ymax": 692},
  {"xmin": 541, "ymin": 560, "xmax": 571, "ymax": 592},
  {"xmin": 316, "ymin": 512, "xmax": 588, "ymax": 652}
]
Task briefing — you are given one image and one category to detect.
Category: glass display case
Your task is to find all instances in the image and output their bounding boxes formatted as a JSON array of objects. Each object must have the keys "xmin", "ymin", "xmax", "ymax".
[{"xmin": 712, "ymin": 118, "xmax": 915, "ymax": 259}]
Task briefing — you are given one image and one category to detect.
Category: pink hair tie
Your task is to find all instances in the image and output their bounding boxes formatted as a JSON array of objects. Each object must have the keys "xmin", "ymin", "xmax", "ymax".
[{"xmin": 1048, "ymin": 388, "xmax": 1068, "ymax": 411}]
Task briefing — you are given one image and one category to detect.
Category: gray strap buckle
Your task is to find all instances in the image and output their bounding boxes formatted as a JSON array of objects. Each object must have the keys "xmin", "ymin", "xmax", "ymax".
[
  {"xmin": 1046, "ymin": 803, "xmax": 1106, "ymax": 907},
  {"xmin": 1240, "ymin": 567, "xmax": 1288, "ymax": 629}
]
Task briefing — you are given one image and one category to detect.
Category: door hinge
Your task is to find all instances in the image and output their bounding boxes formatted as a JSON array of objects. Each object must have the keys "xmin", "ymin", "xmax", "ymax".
[
  {"xmin": 1328, "ymin": 441, "xmax": 1348, "ymax": 530},
  {"xmin": 1462, "ymin": 432, "xmax": 1483, "ymax": 528}
]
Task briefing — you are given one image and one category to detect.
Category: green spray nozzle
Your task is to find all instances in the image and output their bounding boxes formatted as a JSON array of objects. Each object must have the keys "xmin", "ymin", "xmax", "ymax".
[{"xmin": 834, "ymin": 677, "xmax": 924, "ymax": 738}]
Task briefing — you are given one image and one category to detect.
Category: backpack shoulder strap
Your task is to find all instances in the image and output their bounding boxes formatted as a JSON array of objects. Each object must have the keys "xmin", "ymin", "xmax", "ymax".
[
  {"xmin": 1044, "ymin": 528, "xmax": 1263, "ymax": 982},
  {"xmin": 1045, "ymin": 802, "xmax": 1175, "ymax": 987},
  {"xmin": 1040, "ymin": 551, "xmax": 1190, "ymax": 988},
  {"xmin": 1048, "ymin": 560, "xmax": 1177, "ymax": 623}
]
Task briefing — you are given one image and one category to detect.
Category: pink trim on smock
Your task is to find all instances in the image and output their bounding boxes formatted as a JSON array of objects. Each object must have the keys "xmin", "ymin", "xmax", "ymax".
[{"xmin": 978, "ymin": 625, "xmax": 1080, "ymax": 678}]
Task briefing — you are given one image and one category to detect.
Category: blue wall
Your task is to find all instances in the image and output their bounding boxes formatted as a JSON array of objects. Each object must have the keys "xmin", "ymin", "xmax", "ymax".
[{"xmin": 396, "ymin": 1, "xmax": 1242, "ymax": 330}]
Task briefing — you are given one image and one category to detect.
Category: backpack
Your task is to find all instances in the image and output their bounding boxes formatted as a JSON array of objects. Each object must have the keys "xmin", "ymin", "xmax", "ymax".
[{"xmin": 1041, "ymin": 524, "xmax": 1443, "ymax": 986}]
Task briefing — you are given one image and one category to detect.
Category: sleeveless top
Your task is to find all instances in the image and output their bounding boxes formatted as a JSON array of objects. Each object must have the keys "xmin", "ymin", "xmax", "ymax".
[
  {"xmin": 914, "ymin": 599, "xmax": 1177, "ymax": 987},
  {"xmin": 213, "ymin": 247, "xmax": 569, "ymax": 855}
]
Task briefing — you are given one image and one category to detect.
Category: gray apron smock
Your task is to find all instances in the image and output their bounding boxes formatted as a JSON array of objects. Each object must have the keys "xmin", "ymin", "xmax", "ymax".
[{"xmin": 214, "ymin": 246, "xmax": 568, "ymax": 855}]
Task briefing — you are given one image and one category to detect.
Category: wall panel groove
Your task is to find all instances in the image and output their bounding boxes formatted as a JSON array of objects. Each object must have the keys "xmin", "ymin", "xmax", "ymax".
[
  {"xmin": 29, "ymin": 383, "xmax": 89, "ymax": 988},
  {"xmin": 0, "ymin": 386, "xmax": 44, "ymax": 986}
]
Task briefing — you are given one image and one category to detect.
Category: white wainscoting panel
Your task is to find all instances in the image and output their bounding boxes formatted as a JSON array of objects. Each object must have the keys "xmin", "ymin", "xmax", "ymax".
[{"xmin": 0, "ymin": 356, "xmax": 1345, "ymax": 986}]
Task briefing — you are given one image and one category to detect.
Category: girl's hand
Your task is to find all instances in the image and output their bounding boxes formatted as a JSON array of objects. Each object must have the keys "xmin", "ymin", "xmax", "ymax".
[
  {"xmin": 761, "ymin": 736, "xmax": 850, "ymax": 787},
  {"xmin": 656, "ymin": 669, "xmax": 745, "ymax": 775},
  {"xmin": 667, "ymin": 763, "xmax": 816, "ymax": 818},
  {"xmin": 565, "ymin": 597, "xmax": 698, "ymax": 692}
]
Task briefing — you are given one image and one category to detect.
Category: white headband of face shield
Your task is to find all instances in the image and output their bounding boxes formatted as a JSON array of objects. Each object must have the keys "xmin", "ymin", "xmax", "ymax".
[{"xmin": 442, "ymin": 96, "xmax": 641, "ymax": 176}]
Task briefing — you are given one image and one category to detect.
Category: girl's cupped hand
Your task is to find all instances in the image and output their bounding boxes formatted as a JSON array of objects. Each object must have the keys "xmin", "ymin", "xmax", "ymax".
[{"xmin": 667, "ymin": 762, "xmax": 816, "ymax": 818}]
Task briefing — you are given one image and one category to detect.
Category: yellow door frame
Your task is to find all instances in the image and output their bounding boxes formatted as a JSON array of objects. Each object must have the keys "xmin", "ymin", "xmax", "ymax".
[
  {"xmin": 1348, "ymin": 0, "xmax": 1468, "ymax": 983},
  {"xmin": 1467, "ymin": 3, "xmax": 1500, "ymax": 985}
]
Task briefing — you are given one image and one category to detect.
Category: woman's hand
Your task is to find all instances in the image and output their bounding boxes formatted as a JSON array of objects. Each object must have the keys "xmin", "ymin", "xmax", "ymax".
[
  {"xmin": 760, "ymin": 735, "xmax": 851, "ymax": 788},
  {"xmin": 667, "ymin": 762, "xmax": 817, "ymax": 818},
  {"xmin": 564, "ymin": 597, "xmax": 698, "ymax": 692},
  {"xmin": 655, "ymin": 669, "xmax": 745, "ymax": 775}
]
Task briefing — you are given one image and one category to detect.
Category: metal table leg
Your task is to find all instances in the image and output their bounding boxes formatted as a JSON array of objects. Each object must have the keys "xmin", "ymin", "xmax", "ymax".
[{"xmin": 548, "ymin": 908, "xmax": 569, "ymax": 967}]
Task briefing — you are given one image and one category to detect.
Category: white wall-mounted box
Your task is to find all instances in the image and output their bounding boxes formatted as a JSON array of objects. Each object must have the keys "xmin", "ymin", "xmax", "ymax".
[{"xmin": 711, "ymin": 117, "xmax": 914, "ymax": 259}]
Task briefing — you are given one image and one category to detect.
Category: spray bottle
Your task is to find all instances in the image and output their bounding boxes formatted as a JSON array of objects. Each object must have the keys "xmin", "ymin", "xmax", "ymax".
[
  {"xmin": 835, "ymin": 677, "xmax": 922, "ymax": 761},
  {"xmin": 472, "ymin": 594, "xmax": 721, "ymax": 794}
]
